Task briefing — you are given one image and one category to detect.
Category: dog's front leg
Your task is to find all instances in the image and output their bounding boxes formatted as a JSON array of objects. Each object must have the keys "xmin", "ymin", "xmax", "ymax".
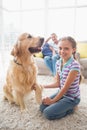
[
  {"xmin": 33, "ymin": 84, "xmax": 43, "ymax": 104},
  {"xmin": 15, "ymin": 91, "xmax": 26, "ymax": 111}
]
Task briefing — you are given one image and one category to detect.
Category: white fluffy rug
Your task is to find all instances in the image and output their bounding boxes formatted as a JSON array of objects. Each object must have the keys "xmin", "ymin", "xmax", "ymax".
[{"xmin": 0, "ymin": 75, "xmax": 87, "ymax": 130}]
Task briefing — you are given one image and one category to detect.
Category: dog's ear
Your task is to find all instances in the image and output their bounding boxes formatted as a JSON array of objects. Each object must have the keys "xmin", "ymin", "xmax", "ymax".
[
  {"xmin": 11, "ymin": 41, "xmax": 22, "ymax": 57},
  {"xmin": 18, "ymin": 33, "xmax": 28, "ymax": 41}
]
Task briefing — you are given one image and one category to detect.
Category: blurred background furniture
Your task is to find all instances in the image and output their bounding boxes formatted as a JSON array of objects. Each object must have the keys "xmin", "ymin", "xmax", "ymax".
[{"xmin": 34, "ymin": 42, "xmax": 87, "ymax": 78}]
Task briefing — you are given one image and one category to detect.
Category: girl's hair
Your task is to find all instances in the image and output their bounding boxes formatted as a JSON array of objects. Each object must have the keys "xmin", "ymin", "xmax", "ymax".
[
  {"xmin": 59, "ymin": 36, "xmax": 77, "ymax": 59},
  {"xmin": 59, "ymin": 36, "xmax": 82, "ymax": 84}
]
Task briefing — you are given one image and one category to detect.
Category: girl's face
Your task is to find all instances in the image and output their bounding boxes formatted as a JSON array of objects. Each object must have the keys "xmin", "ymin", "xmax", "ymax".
[{"xmin": 58, "ymin": 40, "xmax": 76, "ymax": 62}]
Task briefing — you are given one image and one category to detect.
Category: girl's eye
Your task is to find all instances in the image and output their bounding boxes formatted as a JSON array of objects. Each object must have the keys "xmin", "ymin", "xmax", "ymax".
[
  {"xmin": 58, "ymin": 47, "xmax": 69, "ymax": 51},
  {"xmin": 64, "ymin": 47, "xmax": 69, "ymax": 50},
  {"xmin": 59, "ymin": 47, "xmax": 62, "ymax": 50}
]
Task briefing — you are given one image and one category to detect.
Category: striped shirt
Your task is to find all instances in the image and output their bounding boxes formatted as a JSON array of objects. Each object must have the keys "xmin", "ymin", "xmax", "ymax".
[{"xmin": 56, "ymin": 56, "xmax": 81, "ymax": 100}]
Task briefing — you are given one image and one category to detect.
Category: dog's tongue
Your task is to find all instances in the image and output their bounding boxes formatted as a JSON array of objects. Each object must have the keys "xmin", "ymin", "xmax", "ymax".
[{"xmin": 28, "ymin": 47, "xmax": 41, "ymax": 53}]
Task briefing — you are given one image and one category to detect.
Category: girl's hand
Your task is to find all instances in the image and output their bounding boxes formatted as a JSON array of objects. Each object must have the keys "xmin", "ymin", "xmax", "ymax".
[{"xmin": 42, "ymin": 97, "xmax": 54, "ymax": 105}]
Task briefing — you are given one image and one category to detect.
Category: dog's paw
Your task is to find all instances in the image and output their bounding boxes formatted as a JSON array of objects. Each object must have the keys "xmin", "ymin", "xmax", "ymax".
[
  {"xmin": 3, "ymin": 96, "xmax": 8, "ymax": 101},
  {"xmin": 40, "ymin": 85, "xmax": 44, "ymax": 91},
  {"xmin": 9, "ymin": 101, "xmax": 15, "ymax": 104},
  {"xmin": 20, "ymin": 108, "xmax": 29, "ymax": 113}
]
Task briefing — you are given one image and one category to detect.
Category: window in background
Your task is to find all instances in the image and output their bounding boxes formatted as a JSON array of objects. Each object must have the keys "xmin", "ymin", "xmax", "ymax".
[
  {"xmin": 1, "ymin": 0, "xmax": 87, "ymax": 49},
  {"xmin": 77, "ymin": 0, "xmax": 87, "ymax": 6},
  {"xmin": 48, "ymin": 0, "xmax": 76, "ymax": 7},
  {"xmin": 21, "ymin": 11, "xmax": 45, "ymax": 36},
  {"xmin": 20, "ymin": 0, "xmax": 45, "ymax": 36},
  {"xmin": 47, "ymin": 8, "xmax": 75, "ymax": 38},
  {"xmin": 2, "ymin": 11, "xmax": 20, "ymax": 48},
  {"xmin": 2, "ymin": 0, "xmax": 45, "ymax": 49},
  {"xmin": 22, "ymin": 0, "xmax": 44, "ymax": 10},
  {"xmin": 75, "ymin": 8, "xmax": 87, "ymax": 41},
  {"xmin": 3, "ymin": 0, "xmax": 20, "ymax": 10}
]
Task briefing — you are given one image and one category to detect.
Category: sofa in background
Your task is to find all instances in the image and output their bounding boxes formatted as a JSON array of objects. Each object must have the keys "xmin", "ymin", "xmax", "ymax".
[
  {"xmin": 77, "ymin": 42, "xmax": 87, "ymax": 79},
  {"xmin": 79, "ymin": 58, "xmax": 87, "ymax": 78},
  {"xmin": 34, "ymin": 57, "xmax": 52, "ymax": 75},
  {"xmin": 34, "ymin": 42, "xmax": 87, "ymax": 79}
]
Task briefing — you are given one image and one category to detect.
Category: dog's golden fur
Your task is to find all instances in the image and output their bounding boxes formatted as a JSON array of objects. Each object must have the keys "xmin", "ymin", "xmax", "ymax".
[{"xmin": 3, "ymin": 33, "xmax": 44, "ymax": 111}]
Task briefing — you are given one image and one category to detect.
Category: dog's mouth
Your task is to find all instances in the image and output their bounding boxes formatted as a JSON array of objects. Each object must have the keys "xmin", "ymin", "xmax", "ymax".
[
  {"xmin": 28, "ymin": 38, "xmax": 44, "ymax": 53},
  {"xmin": 29, "ymin": 47, "xmax": 41, "ymax": 53}
]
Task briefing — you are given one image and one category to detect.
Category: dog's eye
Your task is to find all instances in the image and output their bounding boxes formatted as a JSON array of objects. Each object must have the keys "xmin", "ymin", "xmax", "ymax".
[{"xmin": 27, "ymin": 35, "xmax": 32, "ymax": 38}]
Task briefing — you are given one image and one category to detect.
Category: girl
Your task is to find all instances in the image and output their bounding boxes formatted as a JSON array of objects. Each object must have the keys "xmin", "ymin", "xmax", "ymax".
[{"xmin": 40, "ymin": 36, "xmax": 81, "ymax": 120}]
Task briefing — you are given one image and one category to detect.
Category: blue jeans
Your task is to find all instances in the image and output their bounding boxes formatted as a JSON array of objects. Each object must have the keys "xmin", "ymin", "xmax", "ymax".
[
  {"xmin": 40, "ymin": 91, "xmax": 80, "ymax": 120},
  {"xmin": 44, "ymin": 54, "xmax": 60, "ymax": 76}
]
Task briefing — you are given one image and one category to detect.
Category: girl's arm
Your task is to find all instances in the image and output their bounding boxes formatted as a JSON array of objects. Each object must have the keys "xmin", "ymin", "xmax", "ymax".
[{"xmin": 43, "ymin": 70, "xmax": 78, "ymax": 105}]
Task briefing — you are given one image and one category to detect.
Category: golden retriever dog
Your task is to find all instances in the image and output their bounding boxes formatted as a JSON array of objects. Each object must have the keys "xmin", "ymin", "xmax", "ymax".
[{"xmin": 3, "ymin": 33, "xmax": 44, "ymax": 111}]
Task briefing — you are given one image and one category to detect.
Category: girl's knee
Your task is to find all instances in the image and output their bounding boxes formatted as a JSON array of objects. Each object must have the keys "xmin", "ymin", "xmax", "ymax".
[
  {"xmin": 43, "ymin": 109, "xmax": 54, "ymax": 120},
  {"xmin": 40, "ymin": 105, "xmax": 53, "ymax": 120}
]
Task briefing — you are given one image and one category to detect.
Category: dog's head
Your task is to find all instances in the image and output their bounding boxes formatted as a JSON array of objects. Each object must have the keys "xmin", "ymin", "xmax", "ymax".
[{"xmin": 11, "ymin": 33, "xmax": 44, "ymax": 57}]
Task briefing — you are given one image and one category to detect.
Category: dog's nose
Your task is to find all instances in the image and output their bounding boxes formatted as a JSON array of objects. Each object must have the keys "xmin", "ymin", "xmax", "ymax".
[{"xmin": 40, "ymin": 38, "xmax": 44, "ymax": 43}]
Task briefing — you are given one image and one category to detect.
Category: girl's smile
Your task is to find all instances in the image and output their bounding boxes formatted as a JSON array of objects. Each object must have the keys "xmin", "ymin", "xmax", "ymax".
[{"xmin": 58, "ymin": 40, "xmax": 76, "ymax": 63}]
